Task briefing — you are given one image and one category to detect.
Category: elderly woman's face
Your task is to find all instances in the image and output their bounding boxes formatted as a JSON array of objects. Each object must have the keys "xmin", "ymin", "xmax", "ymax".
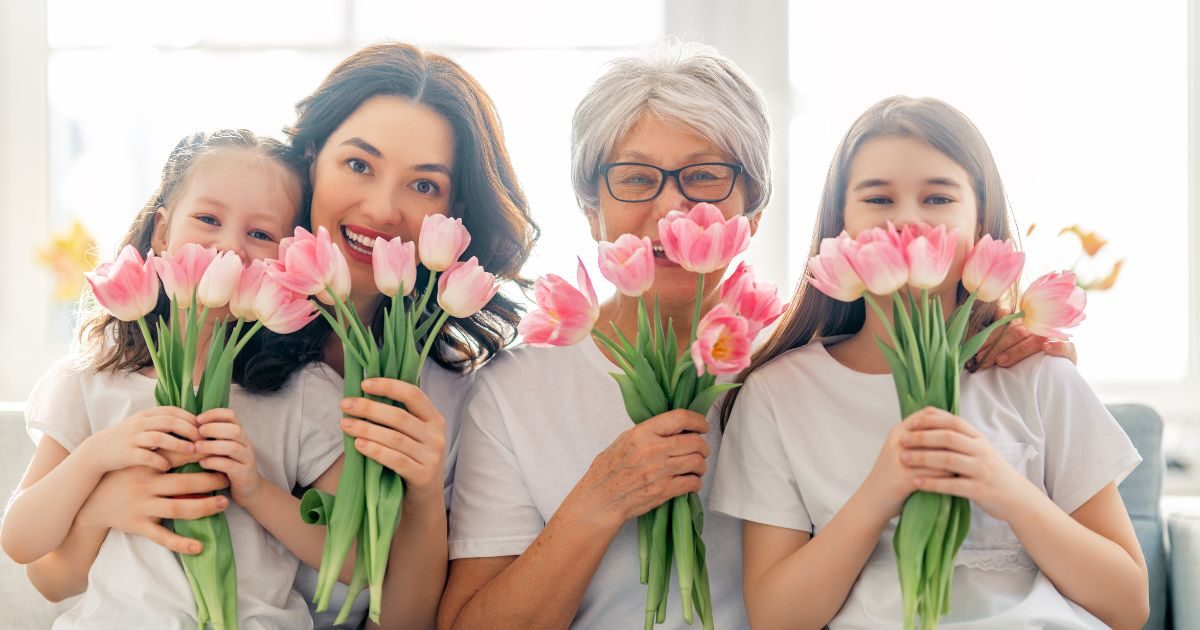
[{"xmin": 588, "ymin": 114, "xmax": 755, "ymax": 307}]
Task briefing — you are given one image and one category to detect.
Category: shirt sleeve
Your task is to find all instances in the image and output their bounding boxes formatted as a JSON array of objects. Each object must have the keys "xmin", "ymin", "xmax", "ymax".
[
  {"xmin": 295, "ymin": 364, "xmax": 348, "ymax": 488},
  {"xmin": 25, "ymin": 360, "xmax": 91, "ymax": 452},
  {"xmin": 1037, "ymin": 356, "xmax": 1142, "ymax": 514},
  {"xmin": 447, "ymin": 374, "xmax": 545, "ymax": 560},
  {"xmin": 709, "ymin": 374, "xmax": 813, "ymax": 533}
]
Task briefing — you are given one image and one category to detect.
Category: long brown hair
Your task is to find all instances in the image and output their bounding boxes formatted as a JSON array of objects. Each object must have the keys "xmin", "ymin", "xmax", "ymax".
[
  {"xmin": 720, "ymin": 96, "xmax": 1020, "ymax": 428},
  {"xmin": 285, "ymin": 42, "xmax": 539, "ymax": 373},
  {"xmin": 76, "ymin": 129, "xmax": 306, "ymax": 380}
]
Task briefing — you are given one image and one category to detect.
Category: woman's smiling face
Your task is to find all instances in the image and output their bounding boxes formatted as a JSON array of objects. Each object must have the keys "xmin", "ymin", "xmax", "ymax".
[{"xmin": 309, "ymin": 95, "xmax": 456, "ymax": 304}]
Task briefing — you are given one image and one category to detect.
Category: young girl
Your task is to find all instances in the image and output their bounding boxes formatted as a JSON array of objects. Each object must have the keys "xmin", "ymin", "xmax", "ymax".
[
  {"xmin": 710, "ymin": 97, "xmax": 1148, "ymax": 629},
  {"xmin": 1, "ymin": 129, "xmax": 351, "ymax": 628}
]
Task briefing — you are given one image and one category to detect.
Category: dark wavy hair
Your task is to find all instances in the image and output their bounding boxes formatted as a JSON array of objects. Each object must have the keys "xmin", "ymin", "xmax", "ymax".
[{"xmin": 281, "ymin": 42, "xmax": 539, "ymax": 375}]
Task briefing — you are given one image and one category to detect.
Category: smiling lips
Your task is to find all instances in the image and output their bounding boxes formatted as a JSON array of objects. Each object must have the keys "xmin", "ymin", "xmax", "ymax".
[{"xmin": 340, "ymin": 224, "xmax": 397, "ymax": 263}]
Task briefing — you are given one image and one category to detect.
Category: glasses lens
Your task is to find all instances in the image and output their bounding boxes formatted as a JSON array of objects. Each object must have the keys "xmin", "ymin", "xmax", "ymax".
[
  {"xmin": 606, "ymin": 164, "xmax": 663, "ymax": 202},
  {"xmin": 680, "ymin": 164, "xmax": 736, "ymax": 201}
]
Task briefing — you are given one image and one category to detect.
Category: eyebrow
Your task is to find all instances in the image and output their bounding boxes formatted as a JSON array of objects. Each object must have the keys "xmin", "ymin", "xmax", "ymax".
[
  {"xmin": 851, "ymin": 177, "xmax": 963, "ymax": 191},
  {"xmin": 340, "ymin": 137, "xmax": 382, "ymax": 158},
  {"xmin": 414, "ymin": 163, "xmax": 453, "ymax": 177},
  {"xmin": 615, "ymin": 150, "xmax": 726, "ymax": 164}
]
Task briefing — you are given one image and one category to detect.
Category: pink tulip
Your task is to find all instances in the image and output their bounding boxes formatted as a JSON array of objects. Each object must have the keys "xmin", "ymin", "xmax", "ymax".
[
  {"xmin": 844, "ymin": 226, "xmax": 909, "ymax": 296},
  {"xmin": 196, "ymin": 251, "xmax": 244, "ymax": 309},
  {"xmin": 437, "ymin": 257, "xmax": 499, "ymax": 318},
  {"xmin": 153, "ymin": 243, "xmax": 218, "ymax": 308},
  {"xmin": 270, "ymin": 227, "xmax": 350, "ymax": 305},
  {"xmin": 962, "ymin": 234, "xmax": 1026, "ymax": 302},
  {"xmin": 807, "ymin": 233, "xmax": 867, "ymax": 302},
  {"xmin": 1020, "ymin": 271, "xmax": 1086, "ymax": 340},
  {"xmin": 597, "ymin": 234, "xmax": 655, "ymax": 297},
  {"xmin": 373, "ymin": 236, "xmax": 417, "ymax": 297},
  {"xmin": 519, "ymin": 258, "xmax": 600, "ymax": 347},
  {"xmin": 690, "ymin": 303, "xmax": 753, "ymax": 376},
  {"xmin": 719, "ymin": 262, "xmax": 784, "ymax": 336},
  {"xmin": 901, "ymin": 223, "xmax": 959, "ymax": 290},
  {"xmin": 85, "ymin": 245, "xmax": 161, "ymax": 322},
  {"xmin": 254, "ymin": 275, "xmax": 319, "ymax": 334},
  {"xmin": 229, "ymin": 259, "xmax": 269, "ymax": 321},
  {"xmin": 418, "ymin": 214, "xmax": 472, "ymax": 272},
  {"xmin": 657, "ymin": 202, "xmax": 751, "ymax": 274}
]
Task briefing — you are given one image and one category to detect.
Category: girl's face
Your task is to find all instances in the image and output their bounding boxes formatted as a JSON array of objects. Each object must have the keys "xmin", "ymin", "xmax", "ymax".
[
  {"xmin": 152, "ymin": 148, "xmax": 299, "ymax": 262},
  {"xmin": 309, "ymin": 95, "xmax": 456, "ymax": 304},
  {"xmin": 843, "ymin": 135, "xmax": 980, "ymax": 292},
  {"xmin": 587, "ymin": 114, "xmax": 758, "ymax": 309}
]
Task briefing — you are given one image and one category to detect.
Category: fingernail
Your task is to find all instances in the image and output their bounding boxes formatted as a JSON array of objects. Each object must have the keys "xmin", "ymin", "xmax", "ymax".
[
  {"xmin": 340, "ymin": 418, "xmax": 354, "ymax": 429},
  {"xmin": 361, "ymin": 379, "xmax": 376, "ymax": 389},
  {"xmin": 189, "ymin": 543, "xmax": 200, "ymax": 554},
  {"xmin": 355, "ymin": 438, "xmax": 367, "ymax": 449},
  {"xmin": 901, "ymin": 452, "xmax": 912, "ymax": 463},
  {"xmin": 340, "ymin": 399, "xmax": 353, "ymax": 410},
  {"xmin": 997, "ymin": 354, "xmax": 1009, "ymax": 363},
  {"xmin": 217, "ymin": 497, "xmax": 228, "ymax": 507}
]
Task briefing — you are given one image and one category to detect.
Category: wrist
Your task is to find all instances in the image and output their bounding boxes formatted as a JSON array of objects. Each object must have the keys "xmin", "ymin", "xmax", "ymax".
[{"xmin": 557, "ymin": 483, "xmax": 625, "ymax": 540}]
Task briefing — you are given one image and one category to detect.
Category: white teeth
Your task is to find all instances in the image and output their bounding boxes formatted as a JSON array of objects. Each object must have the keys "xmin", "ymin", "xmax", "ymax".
[{"xmin": 343, "ymin": 227, "xmax": 376, "ymax": 248}]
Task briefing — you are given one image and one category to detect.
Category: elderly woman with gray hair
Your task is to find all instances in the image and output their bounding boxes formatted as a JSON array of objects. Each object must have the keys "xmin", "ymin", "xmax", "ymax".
[{"xmin": 437, "ymin": 42, "xmax": 768, "ymax": 629}]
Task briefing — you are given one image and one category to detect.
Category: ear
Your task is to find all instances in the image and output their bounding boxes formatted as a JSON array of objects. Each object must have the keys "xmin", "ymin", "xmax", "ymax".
[
  {"xmin": 748, "ymin": 208, "xmax": 765, "ymax": 236},
  {"xmin": 584, "ymin": 206, "xmax": 603, "ymax": 242},
  {"xmin": 150, "ymin": 207, "xmax": 169, "ymax": 253}
]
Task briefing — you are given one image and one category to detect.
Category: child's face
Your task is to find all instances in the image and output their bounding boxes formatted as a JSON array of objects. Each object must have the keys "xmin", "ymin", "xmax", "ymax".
[
  {"xmin": 843, "ymin": 135, "xmax": 979, "ymax": 291},
  {"xmin": 309, "ymin": 95, "xmax": 456, "ymax": 304},
  {"xmin": 153, "ymin": 148, "xmax": 300, "ymax": 262}
]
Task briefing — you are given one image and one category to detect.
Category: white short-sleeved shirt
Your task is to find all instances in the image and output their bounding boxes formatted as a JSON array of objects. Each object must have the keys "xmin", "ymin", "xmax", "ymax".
[
  {"xmin": 710, "ymin": 339, "xmax": 1142, "ymax": 629},
  {"xmin": 293, "ymin": 358, "xmax": 473, "ymax": 629},
  {"xmin": 448, "ymin": 341, "xmax": 748, "ymax": 630},
  {"xmin": 26, "ymin": 359, "xmax": 346, "ymax": 630}
]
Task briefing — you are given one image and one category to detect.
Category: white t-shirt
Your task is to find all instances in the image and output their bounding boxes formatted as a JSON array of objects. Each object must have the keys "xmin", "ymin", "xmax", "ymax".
[
  {"xmin": 25, "ymin": 359, "xmax": 346, "ymax": 630},
  {"xmin": 293, "ymin": 358, "xmax": 473, "ymax": 629},
  {"xmin": 448, "ymin": 341, "xmax": 748, "ymax": 630},
  {"xmin": 710, "ymin": 339, "xmax": 1142, "ymax": 629}
]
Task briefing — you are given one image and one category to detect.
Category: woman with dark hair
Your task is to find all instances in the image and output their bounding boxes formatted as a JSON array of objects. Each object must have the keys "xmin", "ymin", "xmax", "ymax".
[{"xmin": 24, "ymin": 43, "xmax": 538, "ymax": 630}]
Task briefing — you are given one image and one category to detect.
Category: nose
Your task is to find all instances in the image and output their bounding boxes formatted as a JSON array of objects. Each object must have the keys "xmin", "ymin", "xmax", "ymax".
[
  {"xmin": 890, "ymin": 197, "xmax": 923, "ymax": 229},
  {"xmin": 359, "ymin": 183, "xmax": 403, "ymax": 231},
  {"xmin": 211, "ymin": 232, "xmax": 246, "ymax": 261},
  {"xmin": 653, "ymin": 173, "xmax": 693, "ymax": 217}
]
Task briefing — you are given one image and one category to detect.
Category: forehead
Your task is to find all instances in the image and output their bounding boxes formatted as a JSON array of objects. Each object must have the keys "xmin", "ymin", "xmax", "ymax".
[
  {"xmin": 329, "ymin": 95, "xmax": 455, "ymax": 165},
  {"xmin": 849, "ymin": 135, "xmax": 971, "ymax": 185},
  {"xmin": 609, "ymin": 114, "xmax": 728, "ymax": 164},
  {"xmin": 177, "ymin": 149, "xmax": 300, "ymax": 218}
]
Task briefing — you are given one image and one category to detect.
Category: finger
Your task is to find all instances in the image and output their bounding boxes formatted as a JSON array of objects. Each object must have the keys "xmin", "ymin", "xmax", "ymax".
[
  {"xmin": 150, "ymin": 471, "xmax": 230, "ymax": 496},
  {"xmin": 905, "ymin": 467, "xmax": 954, "ymax": 479},
  {"xmin": 663, "ymin": 473, "xmax": 704, "ymax": 500},
  {"xmin": 150, "ymin": 495, "xmax": 229, "ymax": 521},
  {"xmin": 1044, "ymin": 341, "xmax": 1078, "ymax": 365},
  {"xmin": 193, "ymin": 439, "xmax": 249, "ymax": 463},
  {"xmin": 359, "ymin": 378, "xmax": 441, "ymax": 424},
  {"xmin": 899, "ymin": 429, "xmax": 978, "ymax": 455},
  {"xmin": 666, "ymin": 453, "xmax": 708, "ymax": 478},
  {"xmin": 646, "ymin": 409, "xmax": 709, "ymax": 437},
  {"xmin": 663, "ymin": 433, "xmax": 710, "ymax": 459},
  {"xmin": 141, "ymin": 523, "xmax": 205, "ymax": 555},
  {"xmin": 196, "ymin": 408, "xmax": 238, "ymax": 426},
  {"xmin": 340, "ymin": 418, "xmax": 437, "ymax": 467},
  {"xmin": 914, "ymin": 476, "xmax": 976, "ymax": 498},
  {"xmin": 133, "ymin": 449, "xmax": 172, "ymax": 472},
  {"xmin": 994, "ymin": 334, "xmax": 1043, "ymax": 368},
  {"xmin": 908, "ymin": 408, "xmax": 981, "ymax": 437},
  {"xmin": 198, "ymin": 457, "xmax": 243, "ymax": 477},
  {"xmin": 353, "ymin": 438, "xmax": 424, "ymax": 479},
  {"xmin": 340, "ymin": 398, "xmax": 426, "ymax": 438},
  {"xmin": 979, "ymin": 323, "xmax": 1031, "ymax": 369},
  {"xmin": 141, "ymin": 415, "xmax": 202, "ymax": 441},
  {"xmin": 197, "ymin": 421, "xmax": 248, "ymax": 445},
  {"xmin": 901, "ymin": 449, "xmax": 976, "ymax": 476},
  {"xmin": 151, "ymin": 406, "xmax": 199, "ymax": 424},
  {"xmin": 135, "ymin": 431, "xmax": 196, "ymax": 454}
]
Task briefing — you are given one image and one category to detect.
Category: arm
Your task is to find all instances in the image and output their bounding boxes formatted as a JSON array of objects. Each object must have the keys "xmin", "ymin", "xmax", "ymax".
[
  {"xmin": 437, "ymin": 410, "xmax": 710, "ymax": 630},
  {"xmin": 2, "ymin": 407, "xmax": 199, "ymax": 564},
  {"xmin": 904, "ymin": 413, "xmax": 1149, "ymax": 629},
  {"xmin": 24, "ymin": 462, "xmax": 231, "ymax": 601},
  {"xmin": 740, "ymin": 408, "xmax": 951, "ymax": 628}
]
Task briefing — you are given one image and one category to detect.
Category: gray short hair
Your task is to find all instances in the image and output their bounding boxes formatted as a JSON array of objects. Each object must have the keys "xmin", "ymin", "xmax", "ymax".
[{"xmin": 571, "ymin": 41, "xmax": 772, "ymax": 215}]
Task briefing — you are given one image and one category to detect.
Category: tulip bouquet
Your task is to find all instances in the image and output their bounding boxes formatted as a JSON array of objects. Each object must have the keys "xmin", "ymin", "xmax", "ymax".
[
  {"xmin": 273, "ymin": 219, "xmax": 498, "ymax": 624},
  {"xmin": 84, "ymin": 243, "xmax": 320, "ymax": 629},
  {"xmin": 519, "ymin": 203, "xmax": 784, "ymax": 630},
  {"xmin": 807, "ymin": 222, "xmax": 1086, "ymax": 630}
]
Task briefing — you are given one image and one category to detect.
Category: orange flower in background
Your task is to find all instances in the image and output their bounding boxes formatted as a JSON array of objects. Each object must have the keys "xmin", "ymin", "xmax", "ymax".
[
  {"xmin": 36, "ymin": 219, "xmax": 97, "ymax": 302},
  {"xmin": 1059, "ymin": 224, "xmax": 1108, "ymax": 256},
  {"xmin": 1079, "ymin": 259, "xmax": 1125, "ymax": 291}
]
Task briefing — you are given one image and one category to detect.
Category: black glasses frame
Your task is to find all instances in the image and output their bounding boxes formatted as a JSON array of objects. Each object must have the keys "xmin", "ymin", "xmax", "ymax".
[{"xmin": 599, "ymin": 161, "xmax": 745, "ymax": 203}]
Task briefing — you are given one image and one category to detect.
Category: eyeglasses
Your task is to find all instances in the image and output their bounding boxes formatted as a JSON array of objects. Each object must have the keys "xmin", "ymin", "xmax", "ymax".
[{"xmin": 599, "ymin": 162, "xmax": 744, "ymax": 203}]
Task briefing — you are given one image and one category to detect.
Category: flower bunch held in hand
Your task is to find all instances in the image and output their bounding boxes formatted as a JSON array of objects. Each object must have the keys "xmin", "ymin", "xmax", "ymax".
[
  {"xmin": 85, "ymin": 244, "xmax": 317, "ymax": 629},
  {"xmin": 519, "ymin": 202, "xmax": 783, "ymax": 630},
  {"xmin": 273, "ymin": 219, "xmax": 497, "ymax": 624},
  {"xmin": 807, "ymin": 222, "xmax": 1086, "ymax": 630}
]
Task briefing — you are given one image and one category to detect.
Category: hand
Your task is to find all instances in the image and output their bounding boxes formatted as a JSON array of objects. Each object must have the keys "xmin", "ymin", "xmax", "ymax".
[
  {"xmin": 897, "ymin": 409, "xmax": 1035, "ymax": 518},
  {"xmin": 861, "ymin": 407, "xmax": 956, "ymax": 518},
  {"xmin": 76, "ymin": 465, "xmax": 230, "ymax": 555},
  {"xmin": 971, "ymin": 315, "xmax": 1078, "ymax": 371},
  {"xmin": 339, "ymin": 378, "xmax": 448, "ymax": 502},
  {"xmin": 78, "ymin": 406, "xmax": 200, "ymax": 474},
  {"xmin": 194, "ymin": 408, "xmax": 264, "ymax": 507},
  {"xmin": 568, "ymin": 409, "xmax": 710, "ymax": 530}
]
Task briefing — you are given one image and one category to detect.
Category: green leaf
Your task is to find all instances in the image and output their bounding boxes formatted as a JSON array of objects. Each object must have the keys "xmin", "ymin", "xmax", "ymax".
[
  {"xmin": 960, "ymin": 312, "xmax": 1022, "ymax": 369},
  {"xmin": 300, "ymin": 488, "xmax": 336, "ymax": 525},
  {"xmin": 612, "ymin": 373, "xmax": 655, "ymax": 423},
  {"xmin": 672, "ymin": 494, "xmax": 695, "ymax": 624},
  {"xmin": 672, "ymin": 366, "xmax": 698, "ymax": 410},
  {"xmin": 629, "ymin": 353, "xmax": 670, "ymax": 415},
  {"xmin": 687, "ymin": 382, "xmax": 741, "ymax": 415}
]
